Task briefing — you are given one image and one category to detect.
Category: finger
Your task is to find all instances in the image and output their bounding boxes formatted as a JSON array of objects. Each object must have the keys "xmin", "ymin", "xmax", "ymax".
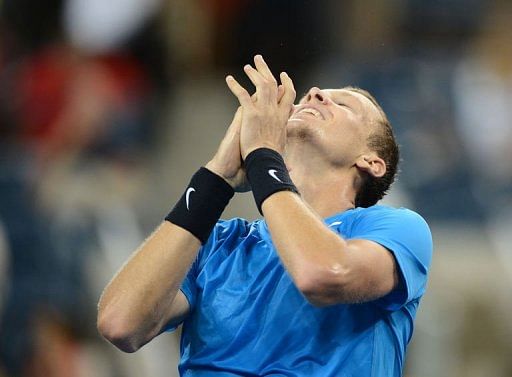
[
  {"xmin": 219, "ymin": 107, "xmax": 242, "ymax": 150},
  {"xmin": 227, "ymin": 107, "xmax": 243, "ymax": 134},
  {"xmin": 279, "ymin": 72, "xmax": 296, "ymax": 106},
  {"xmin": 277, "ymin": 84, "xmax": 285, "ymax": 102},
  {"xmin": 243, "ymin": 64, "xmax": 266, "ymax": 90},
  {"xmin": 226, "ymin": 75, "xmax": 253, "ymax": 108},
  {"xmin": 254, "ymin": 55, "xmax": 277, "ymax": 84},
  {"xmin": 245, "ymin": 63, "xmax": 277, "ymax": 103}
]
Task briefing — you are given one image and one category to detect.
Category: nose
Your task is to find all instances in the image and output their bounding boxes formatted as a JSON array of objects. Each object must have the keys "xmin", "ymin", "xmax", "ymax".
[{"xmin": 306, "ymin": 87, "xmax": 327, "ymax": 104}]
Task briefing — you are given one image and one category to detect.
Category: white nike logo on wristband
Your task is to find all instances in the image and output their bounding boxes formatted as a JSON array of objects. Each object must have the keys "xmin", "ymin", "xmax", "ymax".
[
  {"xmin": 268, "ymin": 169, "xmax": 283, "ymax": 183},
  {"xmin": 186, "ymin": 187, "xmax": 196, "ymax": 210}
]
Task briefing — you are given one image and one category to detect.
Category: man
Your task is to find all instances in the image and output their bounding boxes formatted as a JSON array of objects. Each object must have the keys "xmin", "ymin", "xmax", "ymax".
[{"xmin": 98, "ymin": 55, "xmax": 432, "ymax": 376}]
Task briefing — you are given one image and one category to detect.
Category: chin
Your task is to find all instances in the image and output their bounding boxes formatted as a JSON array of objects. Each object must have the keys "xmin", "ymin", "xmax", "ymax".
[{"xmin": 286, "ymin": 119, "xmax": 317, "ymax": 140}]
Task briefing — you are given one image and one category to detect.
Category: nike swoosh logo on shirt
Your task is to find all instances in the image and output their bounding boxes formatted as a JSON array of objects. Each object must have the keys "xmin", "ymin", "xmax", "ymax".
[
  {"xmin": 329, "ymin": 221, "xmax": 342, "ymax": 227},
  {"xmin": 268, "ymin": 169, "xmax": 283, "ymax": 183},
  {"xmin": 186, "ymin": 187, "xmax": 196, "ymax": 210}
]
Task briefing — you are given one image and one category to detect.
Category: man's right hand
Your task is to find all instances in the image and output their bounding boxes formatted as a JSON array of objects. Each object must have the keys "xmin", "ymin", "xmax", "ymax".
[{"xmin": 205, "ymin": 107, "xmax": 250, "ymax": 192}]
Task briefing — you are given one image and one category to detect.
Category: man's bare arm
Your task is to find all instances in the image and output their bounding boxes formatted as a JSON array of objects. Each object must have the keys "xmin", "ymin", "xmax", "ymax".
[
  {"xmin": 262, "ymin": 192, "xmax": 398, "ymax": 306},
  {"xmin": 97, "ymin": 222, "xmax": 200, "ymax": 352},
  {"xmin": 97, "ymin": 109, "xmax": 246, "ymax": 352}
]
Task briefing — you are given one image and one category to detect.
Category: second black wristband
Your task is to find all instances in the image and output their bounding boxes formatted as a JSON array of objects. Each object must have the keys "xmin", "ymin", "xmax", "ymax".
[{"xmin": 244, "ymin": 148, "xmax": 299, "ymax": 214}]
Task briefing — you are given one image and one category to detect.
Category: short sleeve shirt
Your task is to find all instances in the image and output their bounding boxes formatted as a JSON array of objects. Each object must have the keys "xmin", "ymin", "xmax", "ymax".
[{"xmin": 167, "ymin": 205, "xmax": 433, "ymax": 377}]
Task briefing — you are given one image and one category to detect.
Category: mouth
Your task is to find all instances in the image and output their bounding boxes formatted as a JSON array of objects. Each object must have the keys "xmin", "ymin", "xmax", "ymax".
[{"xmin": 290, "ymin": 106, "xmax": 325, "ymax": 120}]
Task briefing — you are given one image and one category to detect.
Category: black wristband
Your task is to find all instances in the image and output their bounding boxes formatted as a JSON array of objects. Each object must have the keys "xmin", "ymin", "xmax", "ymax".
[
  {"xmin": 245, "ymin": 148, "xmax": 299, "ymax": 214},
  {"xmin": 165, "ymin": 167, "xmax": 234, "ymax": 244}
]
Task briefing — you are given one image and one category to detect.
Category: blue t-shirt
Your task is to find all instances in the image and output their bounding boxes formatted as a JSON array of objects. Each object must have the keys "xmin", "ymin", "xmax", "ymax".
[{"xmin": 168, "ymin": 205, "xmax": 433, "ymax": 377}]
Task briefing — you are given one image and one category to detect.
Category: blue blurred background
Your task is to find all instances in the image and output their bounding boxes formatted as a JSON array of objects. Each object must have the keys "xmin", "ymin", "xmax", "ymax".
[{"xmin": 1, "ymin": 0, "xmax": 512, "ymax": 376}]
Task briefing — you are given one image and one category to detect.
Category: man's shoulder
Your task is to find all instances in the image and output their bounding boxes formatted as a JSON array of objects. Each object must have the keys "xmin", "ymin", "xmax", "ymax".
[
  {"xmin": 347, "ymin": 205, "xmax": 432, "ymax": 249},
  {"xmin": 327, "ymin": 205, "xmax": 430, "ymax": 239},
  {"xmin": 350, "ymin": 205, "xmax": 428, "ymax": 224},
  {"xmin": 357, "ymin": 204, "xmax": 419, "ymax": 214}
]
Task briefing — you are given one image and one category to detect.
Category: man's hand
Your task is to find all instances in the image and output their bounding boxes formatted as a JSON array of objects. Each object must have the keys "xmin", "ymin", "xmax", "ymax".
[
  {"xmin": 226, "ymin": 55, "xmax": 296, "ymax": 159},
  {"xmin": 205, "ymin": 107, "xmax": 250, "ymax": 192}
]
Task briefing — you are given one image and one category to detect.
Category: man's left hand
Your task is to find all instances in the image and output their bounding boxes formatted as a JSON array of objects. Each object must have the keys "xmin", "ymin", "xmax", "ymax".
[{"xmin": 226, "ymin": 55, "xmax": 296, "ymax": 159}]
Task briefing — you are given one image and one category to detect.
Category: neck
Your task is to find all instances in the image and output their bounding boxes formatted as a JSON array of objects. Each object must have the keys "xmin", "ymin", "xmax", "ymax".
[{"xmin": 284, "ymin": 140, "xmax": 357, "ymax": 218}]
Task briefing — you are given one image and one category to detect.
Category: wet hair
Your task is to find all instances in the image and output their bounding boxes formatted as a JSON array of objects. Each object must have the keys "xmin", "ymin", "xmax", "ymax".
[{"xmin": 344, "ymin": 87, "xmax": 400, "ymax": 207}]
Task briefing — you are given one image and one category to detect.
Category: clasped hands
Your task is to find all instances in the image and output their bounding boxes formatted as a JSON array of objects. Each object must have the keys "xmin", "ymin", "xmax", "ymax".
[{"xmin": 205, "ymin": 55, "xmax": 296, "ymax": 192}]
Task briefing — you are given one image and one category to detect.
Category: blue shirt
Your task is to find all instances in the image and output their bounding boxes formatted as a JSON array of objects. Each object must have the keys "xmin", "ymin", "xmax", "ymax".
[{"xmin": 168, "ymin": 205, "xmax": 433, "ymax": 376}]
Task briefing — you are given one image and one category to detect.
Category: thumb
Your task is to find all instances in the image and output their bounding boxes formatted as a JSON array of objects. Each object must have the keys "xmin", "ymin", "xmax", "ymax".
[
  {"xmin": 226, "ymin": 107, "xmax": 243, "ymax": 135},
  {"xmin": 277, "ymin": 84, "xmax": 285, "ymax": 102},
  {"xmin": 279, "ymin": 72, "xmax": 296, "ymax": 107}
]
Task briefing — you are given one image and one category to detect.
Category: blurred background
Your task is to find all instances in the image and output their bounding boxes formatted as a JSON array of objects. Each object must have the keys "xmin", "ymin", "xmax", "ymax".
[{"xmin": 0, "ymin": 0, "xmax": 511, "ymax": 376}]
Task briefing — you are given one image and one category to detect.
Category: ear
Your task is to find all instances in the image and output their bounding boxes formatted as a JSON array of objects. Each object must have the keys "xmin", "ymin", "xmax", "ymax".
[{"xmin": 355, "ymin": 153, "xmax": 386, "ymax": 178}]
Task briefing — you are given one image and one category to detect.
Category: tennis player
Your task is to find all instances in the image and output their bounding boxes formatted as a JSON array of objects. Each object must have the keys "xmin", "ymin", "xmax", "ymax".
[{"xmin": 98, "ymin": 55, "xmax": 432, "ymax": 376}]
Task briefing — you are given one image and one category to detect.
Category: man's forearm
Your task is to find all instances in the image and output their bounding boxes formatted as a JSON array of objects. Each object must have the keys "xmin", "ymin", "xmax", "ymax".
[
  {"xmin": 261, "ymin": 192, "xmax": 349, "ymax": 302},
  {"xmin": 262, "ymin": 191, "xmax": 399, "ymax": 306},
  {"xmin": 97, "ymin": 221, "xmax": 201, "ymax": 352},
  {"xmin": 97, "ymin": 99, "xmax": 246, "ymax": 352}
]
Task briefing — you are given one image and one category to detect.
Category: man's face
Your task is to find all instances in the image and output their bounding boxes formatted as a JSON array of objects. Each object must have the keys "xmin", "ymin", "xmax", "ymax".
[{"xmin": 286, "ymin": 87, "xmax": 382, "ymax": 167}]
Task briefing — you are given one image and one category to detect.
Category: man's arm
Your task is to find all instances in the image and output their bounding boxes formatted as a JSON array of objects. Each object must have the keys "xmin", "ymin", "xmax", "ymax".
[
  {"xmin": 226, "ymin": 55, "xmax": 398, "ymax": 306},
  {"xmin": 261, "ymin": 192, "xmax": 398, "ymax": 306},
  {"xmin": 97, "ymin": 109, "xmax": 246, "ymax": 352},
  {"xmin": 97, "ymin": 222, "xmax": 200, "ymax": 352}
]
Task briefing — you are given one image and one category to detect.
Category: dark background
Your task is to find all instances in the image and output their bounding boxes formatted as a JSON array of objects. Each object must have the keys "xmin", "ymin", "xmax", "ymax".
[{"xmin": 1, "ymin": 1, "xmax": 511, "ymax": 376}]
